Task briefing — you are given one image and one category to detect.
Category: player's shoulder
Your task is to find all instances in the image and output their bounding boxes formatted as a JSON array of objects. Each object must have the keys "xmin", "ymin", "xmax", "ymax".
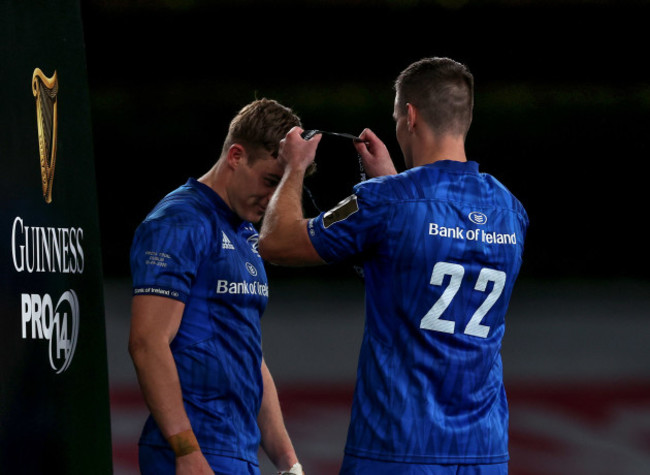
[
  {"xmin": 480, "ymin": 172, "xmax": 528, "ymax": 217},
  {"xmin": 133, "ymin": 193, "xmax": 211, "ymax": 251},
  {"xmin": 353, "ymin": 170, "xmax": 421, "ymax": 204},
  {"xmin": 145, "ymin": 182, "xmax": 215, "ymax": 227},
  {"xmin": 354, "ymin": 162, "xmax": 457, "ymax": 205}
]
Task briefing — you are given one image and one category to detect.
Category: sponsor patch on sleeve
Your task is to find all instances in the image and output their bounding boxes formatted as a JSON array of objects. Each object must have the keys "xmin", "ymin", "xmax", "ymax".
[
  {"xmin": 133, "ymin": 286, "xmax": 185, "ymax": 302},
  {"xmin": 323, "ymin": 195, "xmax": 359, "ymax": 228}
]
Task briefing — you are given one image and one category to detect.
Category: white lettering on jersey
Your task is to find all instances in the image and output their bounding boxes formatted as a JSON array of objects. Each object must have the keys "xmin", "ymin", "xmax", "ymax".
[
  {"xmin": 216, "ymin": 279, "xmax": 269, "ymax": 297},
  {"xmin": 428, "ymin": 222, "xmax": 517, "ymax": 245}
]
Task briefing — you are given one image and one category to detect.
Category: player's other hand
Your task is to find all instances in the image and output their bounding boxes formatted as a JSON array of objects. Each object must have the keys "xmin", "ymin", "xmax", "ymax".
[
  {"xmin": 279, "ymin": 127, "xmax": 321, "ymax": 174},
  {"xmin": 354, "ymin": 128, "xmax": 397, "ymax": 177}
]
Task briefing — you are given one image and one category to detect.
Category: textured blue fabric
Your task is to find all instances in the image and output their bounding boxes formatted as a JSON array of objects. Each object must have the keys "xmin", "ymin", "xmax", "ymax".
[
  {"xmin": 139, "ymin": 444, "xmax": 262, "ymax": 475},
  {"xmin": 340, "ymin": 454, "xmax": 508, "ymax": 474},
  {"xmin": 309, "ymin": 161, "xmax": 528, "ymax": 464},
  {"xmin": 131, "ymin": 178, "xmax": 268, "ymax": 464}
]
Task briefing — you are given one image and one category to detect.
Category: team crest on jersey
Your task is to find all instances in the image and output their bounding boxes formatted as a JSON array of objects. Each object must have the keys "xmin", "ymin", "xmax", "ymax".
[
  {"xmin": 222, "ymin": 231, "xmax": 235, "ymax": 250},
  {"xmin": 247, "ymin": 234, "xmax": 259, "ymax": 255},
  {"xmin": 245, "ymin": 262, "xmax": 258, "ymax": 276}
]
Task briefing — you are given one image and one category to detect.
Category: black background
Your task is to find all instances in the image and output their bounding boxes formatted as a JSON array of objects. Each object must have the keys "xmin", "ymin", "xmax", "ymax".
[{"xmin": 80, "ymin": 0, "xmax": 650, "ymax": 281}]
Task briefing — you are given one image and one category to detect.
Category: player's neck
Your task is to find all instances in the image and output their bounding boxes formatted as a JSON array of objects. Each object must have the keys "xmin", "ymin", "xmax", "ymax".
[
  {"xmin": 413, "ymin": 134, "xmax": 467, "ymax": 168},
  {"xmin": 198, "ymin": 159, "xmax": 231, "ymax": 208}
]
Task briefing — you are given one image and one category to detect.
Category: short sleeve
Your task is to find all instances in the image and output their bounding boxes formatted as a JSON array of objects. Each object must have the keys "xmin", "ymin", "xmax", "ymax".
[
  {"xmin": 307, "ymin": 186, "xmax": 390, "ymax": 264},
  {"xmin": 130, "ymin": 219, "xmax": 208, "ymax": 302}
]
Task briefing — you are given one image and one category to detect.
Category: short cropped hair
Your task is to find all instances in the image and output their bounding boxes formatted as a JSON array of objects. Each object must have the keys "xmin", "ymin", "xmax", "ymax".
[
  {"xmin": 222, "ymin": 98, "xmax": 301, "ymax": 162},
  {"xmin": 394, "ymin": 57, "xmax": 474, "ymax": 138}
]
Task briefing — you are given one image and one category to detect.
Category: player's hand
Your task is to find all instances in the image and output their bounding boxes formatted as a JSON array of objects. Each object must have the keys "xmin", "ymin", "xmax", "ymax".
[
  {"xmin": 175, "ymin": 450, "xmax": 214, "ymax": 474},
  {"xmin": 279, "ymin": 127, "xmax": 321, "ymax": 175},
  {"xmin": 354, "ymin": 128, "xmax": 397, "ymax": 177},
  {"xmin": 278, "ymin": 462, "xmax": 304, "ymax": 475}
]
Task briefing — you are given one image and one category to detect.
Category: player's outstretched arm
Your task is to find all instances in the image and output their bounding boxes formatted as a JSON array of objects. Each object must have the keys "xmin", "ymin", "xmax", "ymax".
[{"xmin": 259, "ymin": 127, "xmax": 325, "ymax": 266}]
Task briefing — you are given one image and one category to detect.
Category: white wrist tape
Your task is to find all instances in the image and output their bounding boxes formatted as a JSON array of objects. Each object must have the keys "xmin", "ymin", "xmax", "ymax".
[{"xmin": 279, "ymin": 462, "xmax": 304, "ymax": 475}]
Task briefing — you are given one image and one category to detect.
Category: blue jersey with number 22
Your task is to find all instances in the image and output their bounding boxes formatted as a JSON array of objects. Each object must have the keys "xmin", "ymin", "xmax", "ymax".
[{"xmin": 308, "ymin": 160, "xmax": 529, "ymax": 464}]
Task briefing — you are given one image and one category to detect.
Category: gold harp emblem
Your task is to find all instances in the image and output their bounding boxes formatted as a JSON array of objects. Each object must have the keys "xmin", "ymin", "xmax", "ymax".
[{"xmin": 32, "ymin": 68, "xmax": 58, "ymax": 204}]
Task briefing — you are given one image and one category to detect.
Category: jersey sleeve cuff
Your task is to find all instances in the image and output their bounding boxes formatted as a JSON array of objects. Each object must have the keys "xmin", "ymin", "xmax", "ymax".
[{"xmin": 132, "ymin": 285, "xmax": 188, "ymax": 302}]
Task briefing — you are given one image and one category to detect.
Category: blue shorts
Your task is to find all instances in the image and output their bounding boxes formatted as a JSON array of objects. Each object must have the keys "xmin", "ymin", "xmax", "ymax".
[
  {"xmin": 340, "ymin": 455, "xmax": 508, "ymax": 475},
  {"xmin": 139, "ymin": 444, "xmax": 261, "ymax": 475}
]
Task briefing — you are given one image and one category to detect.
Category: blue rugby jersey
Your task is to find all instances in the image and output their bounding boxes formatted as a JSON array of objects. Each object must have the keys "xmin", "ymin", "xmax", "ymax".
[
  {"xmin": 308, "ymin": 160, "xmax": 528, "ymax": 464},
  {"xmin": 130, "ymin": 178, "xmax": 268, "ymax": 464}
]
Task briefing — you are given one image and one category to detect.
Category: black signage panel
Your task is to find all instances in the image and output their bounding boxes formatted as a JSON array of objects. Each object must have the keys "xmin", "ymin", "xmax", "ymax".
[{"xmin": 0, "ymin": 1, "xmax": 113, "ymax": 472}]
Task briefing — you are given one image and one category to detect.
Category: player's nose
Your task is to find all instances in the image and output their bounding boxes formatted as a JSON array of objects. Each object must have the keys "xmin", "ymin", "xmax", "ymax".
[{"xmin": 260, "ymin": 193, "xmax": 271, "ymax": 209}]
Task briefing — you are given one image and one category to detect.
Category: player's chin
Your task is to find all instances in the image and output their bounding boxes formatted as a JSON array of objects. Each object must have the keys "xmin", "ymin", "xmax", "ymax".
[
  {"xmin": 248, "ymin": 208, "xmax": 266, "ymax": 224},
  {"xmin": 240, "ymin": 201, "xmax": 266, "ymax": 224}
]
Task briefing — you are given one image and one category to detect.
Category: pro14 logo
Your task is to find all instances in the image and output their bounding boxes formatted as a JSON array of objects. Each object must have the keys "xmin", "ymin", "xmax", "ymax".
[{"xmin": 21, "ymin": 290, "xmax": 80, "ymax": 374}]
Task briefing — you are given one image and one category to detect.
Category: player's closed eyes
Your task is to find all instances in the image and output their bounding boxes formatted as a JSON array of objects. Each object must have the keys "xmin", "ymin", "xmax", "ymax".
[{"xmin": 264, "ymin": 177, "xmax": 280, "ymax": 188}]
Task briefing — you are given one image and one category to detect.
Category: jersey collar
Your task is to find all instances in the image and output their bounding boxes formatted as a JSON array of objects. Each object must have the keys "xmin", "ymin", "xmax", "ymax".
[
  {"xmin": 187, "ymin": 178, "xmax": 243, "ymax": 227},
  {"xmin": 427, "ymin": 160, "xmax": 480, "ymax": 173}
]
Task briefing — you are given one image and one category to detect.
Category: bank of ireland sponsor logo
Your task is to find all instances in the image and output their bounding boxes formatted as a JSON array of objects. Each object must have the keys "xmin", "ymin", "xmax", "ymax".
[
  {"xmin": 468, "ymin": 211, "xmax": 488, "ymax": 225},
  {"xmin": 216, "ymin": 279, "xmax": 269, "ymax": 297},
  {"xmin": 21, "ymin": 289, "xmax": 80, "ymax": 374},
  {"xmin": 429, "ymin": 209, "xmax": 516, "ymax": 245},
  {"xmin": 133, "ymin": 286, "xmax": 180, "ymax": 299},
  {"xmin": 216, "ymin": 263, "xmax": 267, "ymax": 296}
]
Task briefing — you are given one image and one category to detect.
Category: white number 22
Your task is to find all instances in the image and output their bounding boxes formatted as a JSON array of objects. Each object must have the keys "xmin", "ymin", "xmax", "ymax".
[{"xmin": 419, "ymin": 262, "xmax": 506, "ymax": 338}]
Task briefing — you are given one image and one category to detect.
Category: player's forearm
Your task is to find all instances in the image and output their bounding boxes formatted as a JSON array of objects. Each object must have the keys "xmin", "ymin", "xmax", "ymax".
[
  {"xmin": 258, "ymin": 360, "xmax": 299, "ymax": 470},
  {"xmin": 130, "ymin": 341, "xmax": 192, "ymax": 439},
  {"xmin": 259, "ymin": 403, "xmax": 299, "ymax": 470},
  {"xmin": 266, "ymin": 162, "xmax": 306, "ymax": 232},
  {"xmin": 259, "ymin": 165, "xmax": 322, "ymax": 266}
]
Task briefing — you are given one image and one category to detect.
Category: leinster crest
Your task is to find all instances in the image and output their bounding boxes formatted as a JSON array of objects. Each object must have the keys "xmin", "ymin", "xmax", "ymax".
[{"xmin": 32, "ymin": 68, "xmax": 58, "ymax": 204}]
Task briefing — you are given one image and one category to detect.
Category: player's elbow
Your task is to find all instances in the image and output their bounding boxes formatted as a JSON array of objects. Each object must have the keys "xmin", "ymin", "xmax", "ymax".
[
  {"xmin": 258, "ymin": 234, "xmax": 289, "ymax": 265},
  {"xmin": 127, "ymin": 335, "xmax": 146, "ymax": 370},
  {"xmin": 259, "ymin": 233, "xmax": 324, "ymax": 267},
  {"xmin": 128, "ymin": 331, "xmax": 151, "ymax": 363}
]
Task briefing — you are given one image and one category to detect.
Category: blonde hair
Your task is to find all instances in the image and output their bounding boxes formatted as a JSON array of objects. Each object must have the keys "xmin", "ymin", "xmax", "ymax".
[{"xmin": 222, "ymin": 98, "xmax": 301, "ymax": 162}]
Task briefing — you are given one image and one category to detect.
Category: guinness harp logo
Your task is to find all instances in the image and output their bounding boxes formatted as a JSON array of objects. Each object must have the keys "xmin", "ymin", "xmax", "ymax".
[{"xmin": 32, "ymin": 68, "xmax": 58, "ymax": 204}]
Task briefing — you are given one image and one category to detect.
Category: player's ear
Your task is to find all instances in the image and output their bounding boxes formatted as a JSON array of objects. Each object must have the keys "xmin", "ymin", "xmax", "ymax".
[
  {"xmin": 226, "ymin": 143, "xmax": 246, "ymax": 169},
  {"xmin": 406, "ymin": 103, "xmax": 417, "ymax": 132}
]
